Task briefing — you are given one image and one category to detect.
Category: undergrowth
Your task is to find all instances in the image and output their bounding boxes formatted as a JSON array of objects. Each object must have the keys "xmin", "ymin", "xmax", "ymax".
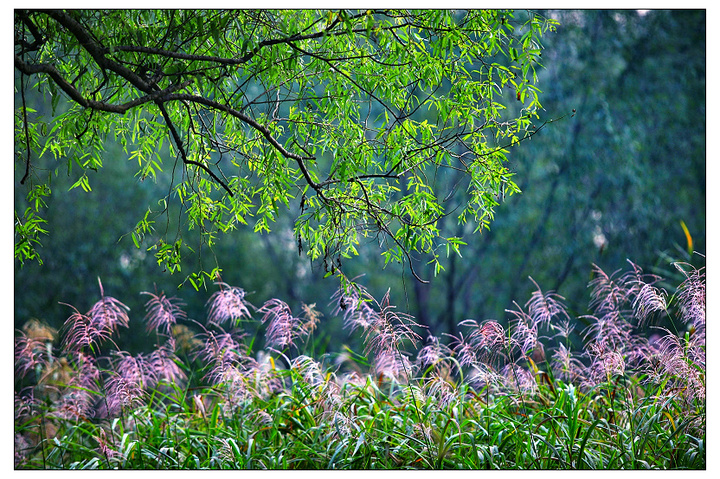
[{"xmin": 14, "ymin": 259, "xmax": 705, "ymax": 469}]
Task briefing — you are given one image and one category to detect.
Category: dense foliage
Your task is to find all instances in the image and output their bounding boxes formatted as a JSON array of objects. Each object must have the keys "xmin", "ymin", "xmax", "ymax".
[
  {"xmin": 14, "ymin": 260, "xmax": 705, "ymax": 469},
  {"xmin": 15, "ymin": 9, "xmax": 558, "ymax": 285}
]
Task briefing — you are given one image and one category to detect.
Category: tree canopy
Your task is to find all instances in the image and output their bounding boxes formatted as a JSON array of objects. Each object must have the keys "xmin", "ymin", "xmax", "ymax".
[{"xmin": 15, "ymin": 9, "xmax": 558, "ymax": 286}]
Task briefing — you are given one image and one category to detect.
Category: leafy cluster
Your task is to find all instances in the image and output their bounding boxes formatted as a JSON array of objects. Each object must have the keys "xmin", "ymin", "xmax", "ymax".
[
  {"xmin": 14, "ymin": 259, "xmax": 705, "ymax": 469},
  {"xmin": 15, "ymin": 9, "xmax": 558, "ymax": 284}
]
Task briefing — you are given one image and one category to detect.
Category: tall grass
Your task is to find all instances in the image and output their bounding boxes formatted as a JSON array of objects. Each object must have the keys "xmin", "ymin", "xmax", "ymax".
[{"xmin": 14, "ymin": 259, "xmax": 705, "ymax": 469}]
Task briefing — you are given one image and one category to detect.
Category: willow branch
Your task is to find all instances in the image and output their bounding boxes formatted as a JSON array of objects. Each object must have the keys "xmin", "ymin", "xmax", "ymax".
[
  {"xmin": 155, "ymin": 100, "xmax": 234, "ymax": 197},
  {"xmin": 19, "ymin": 72, "xmax": 31, "ymax": 185},
  {"xmin": 15, "ymin": 55, "xmax": 192, "ymax": 113}
]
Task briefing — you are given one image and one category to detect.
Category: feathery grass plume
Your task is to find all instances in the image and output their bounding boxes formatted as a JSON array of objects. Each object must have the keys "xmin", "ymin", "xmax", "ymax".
[
  {"xmin": 363, "ymin": 289, "xmax": 423, "ymax": 359},
  {"xmin": 686, "ymin": 324, "xmax": 706, "ymax": 370},
  {"xmin": 104, "ymin": 351, "xmax": 155, "ymax": 415},
  {"xmin": 336, "ymin": 370, "xmax": 365, "ymax": 390},
  {"xmin": 258, "ymin": 298, "xmax": 305, "ymax": 349},
  {"xmin": 526, "ymin": 277, "xmax": 569, "ymax": 329},
  {"xmin": 624, "ymin": 259, "xmax": 658, "ymax": 295},
  {"xmin": 206, "ymin": 282, "xmax": 253, "ymax": 327},
  {"xmin": 51, "ymin": 386, "xmax": 97, "ymax": 421},
  {"xmin": 195, "ymin": 329, "xmax": 246, "ymax": 379},
  {"xmin": 501, "ymin": 362, "xmax": 537, "ymax": 395},
  {"xmin": 549, "ymin": 318, "xmax": 576, "ymax": 342},
  {"xmin": 115, "ymin": 351, "xmax": 159, "ymax": 389},
  {"xmin": 631, "ymin": 276, "xmax": 667, "ymax": 328},
  {"xmin": 213, "ymin": 363, "xmax": 252, "ymax": 414},
  {"xmin": 70, "ymin": 352, "xmax": 102, "ymax": 389},
  {"xmin": 15, "ymin": 331, "xmax": 50, "ymax": 378},
  {"xmin": 14, "ymin": 390, "xmax": 35, "ymax": 420},
  {"xmin": 639, "ymin": 330, "xmax": 676, "ymax": 385},
  {"xmin": 581, "ymin": 310, "xmax": 634, "ymax": 354},
  {"xmin": 290, "ymin": 355, "xmax": 344, "ymax": 416},
  {"xmin": 60, "ymin": 280, "xmax": 129, "ymax": 353},
  {"xmin": 317, "ymin": 371, "xmax": 344, "ymax": 415},
  {"xmin": 581, "ymin": 263, "xmax": 648, "ymax": 373},
  {"xmin": 472, "ymin": 320, "xmax": 508, "ymax": 353},
  {"xmin": 674, "ymin": 262, "xmax": 706, "ymax": 328},
  {"xmin": 94, "ymin": 427, "xmax": 122, "ymax": 463},
  {"xmin": 14, "ymin": 390, "xmax": 43, "ymax": 459},
  {"xmin": 331, "ymin": 281, "xmax": 381, "ymax": 333},
  {"xmin": 251, "ymin": 409, "xmax": 273, "ymax": 427},
  {"xmin": 16, "ymin": 320, "xmax": 58, "ymax": 380},
  {"xmin": 415, "ymin": 334, "xmax": 453, "ymax": 370},
  {"xmin": 551, "ymin": 342, "xmax": 586, "ymax": 384},
  {"xmin": 299, "ymin": 303, "xmax": 322, "ymax": 337},
  {"xmin": 446, "ymin": 330, "xmax": 478, "ymax": 369},
  {"xmin": 466, "ymin": 362, "xmax": 504, "ymax": 394},
  {"xmin": 374, "ymin": 350, "xmax": 414, "ymax": 383},
  {"xmin": 290, "ymin": 355, "xmax": 324, "ymax": 387},
  {"xmin": 195, "ymin": 328, "xmax": 258, "ymax": 409},
  {"xmin": 506, "ymin": 302, "xmax": 538, "ymax": 357},
  {"xmin": 647, "ymin": 328, "xmax": 705, "ymax": 402},
  {"xmin": 60, "ymin": 304, "xmax": 113, "ymax": 353},
  {"xmin": 332, "ymin": 411, "xmax": 353, "ymax": 439},
  {"xmin": 87, "ymin": 278, "xmax": 130, "ymax": 334},
  {"xmin": 103, "ymin": 373, "xmax": 142, "ymax": 417},
  {"xmin": 583, "ymin": 266, "xmax": 638, "ymax": 343},
  {"xmin": 424, "ymin": 368, "xmax": 458, "ymax": 407},
  {"xmin": 47, "ymin": 352, "xmax": 101, "ymax": 420},
  {"xmin": 583, "ymin": 340, "xmax": 625, "ymax": 387},
  {"xmin": 363, "ymin": 291, "xmax": 423, "ymax": 386},
  {"xmin": 672, "ymin": 263, "xmax": 706, "ymax": 377},
  {"xmin": 588, "ymin": 264, "xmax": 634, "ymax": 317},
  {"xmin": 141, "ymin": 290, "xmax": 187, "ymax": 335},
  {"xmin": 149, "ymin": 338, "xmax": 187, "ymax": 386},
  {"xmin": 450, "ymin": 319, "xmax": 507, "ymax": 371},
  {"xmin": 217, "ymin": 437, "xmax": 241, "ymax": 465}
]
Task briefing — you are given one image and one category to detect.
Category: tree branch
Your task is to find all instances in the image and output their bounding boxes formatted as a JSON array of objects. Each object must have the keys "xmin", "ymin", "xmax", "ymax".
[
  {"xmin": 161, "ymin": 92, "xmax": 321, "ymax": 191},
  {"xmin": 154, "ymin": 100, "xmax": 234, "ymax": 197},
  {"xmin": 42, "ymin": 10, "xmax": 159, "ymax": 96},
  {"xmin": 111, "ymin": 11, "xmax": 408, "ymax": 67},
  {"xmin": 14, "ymin": 55, "xmax": 192, "ymax": 113},
  {"xmin": 19, "ymin": 72, "xmax": 31, "ymax": 185}
]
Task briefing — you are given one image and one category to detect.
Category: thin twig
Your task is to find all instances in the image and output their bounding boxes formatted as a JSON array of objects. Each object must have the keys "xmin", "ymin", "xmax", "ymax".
[
  {"xmin": 19, "ymin": 72, "xmax": 31, "ymax": 185},
  {"xmin": 155, "ymin": 100, "xmax": 234, "ymax": 197}
]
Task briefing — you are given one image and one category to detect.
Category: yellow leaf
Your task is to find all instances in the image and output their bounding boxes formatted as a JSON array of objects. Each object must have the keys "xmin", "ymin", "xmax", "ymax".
[
  {"xmin": 662, "ymin": 411, "xmax": 676, "ymax": 431},
  {"xmin": 680, "ymin": 220, "xmax": 693, "ymax": 254},
  {"xmin": 527, "ymin": 356, "xmax": 539, "ymax": 374}
]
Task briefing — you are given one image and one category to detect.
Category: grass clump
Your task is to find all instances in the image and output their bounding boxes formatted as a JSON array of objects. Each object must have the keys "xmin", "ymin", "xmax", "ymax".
[{"xmin": 14, "ymin": 260, "xmax": 705, "ymax": 469}]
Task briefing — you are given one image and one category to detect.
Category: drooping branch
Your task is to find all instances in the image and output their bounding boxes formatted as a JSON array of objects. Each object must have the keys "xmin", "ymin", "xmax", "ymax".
[
  {"xmin": 161, "ymin": 92, "xmax": 321, "ymax": 193},
  {"xmin": 15, "ymin": 41, "xmax": 314, "ymax": 198},
  {"xmin": 19, "ymin": 72, "xmax": 31, "ymax": 185},
  {"xmin": 14, "ymin": 8, "xmax": 561, "ymax": 279},
  {"xmin": 154, "ymin": 100, "xmax": 234, "ymax": 197}
]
